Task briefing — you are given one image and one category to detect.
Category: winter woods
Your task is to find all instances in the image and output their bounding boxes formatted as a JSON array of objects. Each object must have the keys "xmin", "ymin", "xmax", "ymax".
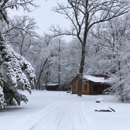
[
  {"xmin": 90, "ymin": 15, "xmax": 130, "ymax": 102},
  {"xmin": 50, "ymin": 0, "xmax": 130, "ymax": 96}
]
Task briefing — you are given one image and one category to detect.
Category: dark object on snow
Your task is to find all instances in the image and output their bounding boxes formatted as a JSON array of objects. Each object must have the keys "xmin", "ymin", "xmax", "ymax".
[
  {"xmin": 108, "ymin": 107, "xmax": 115, "ymax": 112},
  {"xmin": 2, "ymin": 80, "xmax": 28, "ymax": 105},
  {"xmin": 95, "ymin": 107, "xmax": 115, "ymax": 112},
  {"xmin": 66, "ymin": 90, "xmax": 72, "ymax": 93},
  {"xmin": 96, "ymin": 98, "xmax": 103, "ymax": 103},
  {"xmin": 95, "ymin": 109, "xmax": 115, "ymax": 112}
]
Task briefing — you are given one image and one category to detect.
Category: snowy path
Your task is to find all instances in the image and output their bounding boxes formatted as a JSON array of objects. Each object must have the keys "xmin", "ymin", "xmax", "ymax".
[
  {"xmin": 1, "ymin": 91, "xmax": 130, "ymax": 130},
  {"xmin": 9, "ymin": 101, "xmax": 93, "ymax": 130},
  {"xmin": 30, "ymin": 101, "xmax": 93, "ymax": 130}
]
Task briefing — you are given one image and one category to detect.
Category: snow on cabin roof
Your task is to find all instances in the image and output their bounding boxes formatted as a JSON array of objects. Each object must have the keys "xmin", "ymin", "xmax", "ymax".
[
  {"xmin": 42, "ymin": 83, "xmax": 58, "ymax": 86},
  {"xmin": 42, "ymin": 83, "xmax": 59, "ymax": 86},
  {"xmin": 83, "ymin": 75, "xmax": 109, "ymax": 83}
]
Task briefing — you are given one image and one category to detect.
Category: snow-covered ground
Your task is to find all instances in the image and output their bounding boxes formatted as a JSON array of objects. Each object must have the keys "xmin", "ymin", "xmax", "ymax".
[{"xmin": 0, "ymin": 90, "xmax": 130, "ymax": 130}]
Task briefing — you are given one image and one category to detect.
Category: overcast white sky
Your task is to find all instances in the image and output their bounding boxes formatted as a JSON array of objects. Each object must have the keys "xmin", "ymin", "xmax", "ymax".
[{"xmin": 8, "ymin": 0, "xmax": 72, "ymax": 41}]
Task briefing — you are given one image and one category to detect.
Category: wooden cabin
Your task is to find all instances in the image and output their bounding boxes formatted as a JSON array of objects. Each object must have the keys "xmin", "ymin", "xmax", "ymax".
[
  {"xmin": 42, "ymin": 83, "xmax": 59, "ymax": 91},
  {"xmin": 70, "ymin": 75, "xmax": 110, "ymax": 95}
]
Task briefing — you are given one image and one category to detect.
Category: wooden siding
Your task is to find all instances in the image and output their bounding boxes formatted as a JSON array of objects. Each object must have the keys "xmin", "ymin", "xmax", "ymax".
[
  {"xmin": 90, "ymin": 82, "xmax": 108, "ymax": 95},
  {"xmin": 72, "ymin": 78, "xmax": 78, "ymax": 94},
  {"xmin": 82, "ymin": 81, "xmax": 90, "ymax": 94},
  {"xmin": 71, "ymin": 78, "xmax": 91, "ymax": 94}
]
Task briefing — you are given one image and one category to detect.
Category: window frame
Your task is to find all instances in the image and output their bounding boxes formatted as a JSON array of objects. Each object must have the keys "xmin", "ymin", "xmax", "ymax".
[
  {"xmin": 93, "ymin": 85, "xmax": 98, "ymax": 91},
  {"xmin": 84, "ymin": 84, "xmax": 87, "ymax": 91}
]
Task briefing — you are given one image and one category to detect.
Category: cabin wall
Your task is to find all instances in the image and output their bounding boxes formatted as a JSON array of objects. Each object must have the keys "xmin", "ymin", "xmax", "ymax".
[
  {"xmin": 82, "ymin": 81, "xmax": 90, "ymax": 94},
  {"xmin": 90, "ymin": 83, "xmax": 108, "ymax": 95},
  {"xmin": 71, "ymin": 79, "xmax": 78, "ymax": 94},
  {"xmin": 71, "ymin": 80, "xmax": 90, "ymax": 94}
]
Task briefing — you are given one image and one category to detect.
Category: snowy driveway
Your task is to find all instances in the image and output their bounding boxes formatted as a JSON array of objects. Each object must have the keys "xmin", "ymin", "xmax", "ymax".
[
  {"xmin": 19, "ymin": 101, "xmax": 93, "ymax": 130},
  {"xmin": 0, "ymin": 91, "xmax": 130, "ymax": 130}
]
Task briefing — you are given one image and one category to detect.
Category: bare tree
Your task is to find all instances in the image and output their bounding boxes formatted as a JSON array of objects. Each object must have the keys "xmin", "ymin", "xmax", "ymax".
[
  {"xmin": 58, "ymin": 39, "xmax": 61, "ymax": 90},
  {"xmin": 1, "ymin": 16, "xmax": 39, "ymax": 56},
  {"xmin": 50, "ymin": 0, "xmax": 130, "ymax": 96},
  {"xmin": 36, "ymin": 34, "xmax": 54, "ymax": 90},
  {"xmin": 0, "ymin": 0, "xmax": 37, "ymax": 12}
]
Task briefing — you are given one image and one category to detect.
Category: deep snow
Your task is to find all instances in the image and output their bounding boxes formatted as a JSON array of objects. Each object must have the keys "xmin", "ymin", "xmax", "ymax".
[{"xmin": 0, "ymin": 90, "xmax": 130, "ymax": 130}]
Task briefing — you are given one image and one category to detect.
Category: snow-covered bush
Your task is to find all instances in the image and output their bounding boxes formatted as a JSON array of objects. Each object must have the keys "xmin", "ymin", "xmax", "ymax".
[{"xmin": 0, "ymin": 84, "xmax": 4, "ymax": 108}]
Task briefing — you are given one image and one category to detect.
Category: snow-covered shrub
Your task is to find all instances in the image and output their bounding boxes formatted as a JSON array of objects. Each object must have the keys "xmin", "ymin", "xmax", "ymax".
[{"xmin": 0, "ymin": 85, "xmax": 4, "ymax": 108}]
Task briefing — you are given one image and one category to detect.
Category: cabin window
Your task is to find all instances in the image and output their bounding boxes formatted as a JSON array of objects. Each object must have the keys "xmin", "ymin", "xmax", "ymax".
[
  {"xmin": 84, "ymin": 85, "xmax": 87, "ymax": 91},
  {"xmin": 93, "ymin": 85, "xmax": 97, "ymax": 91}
]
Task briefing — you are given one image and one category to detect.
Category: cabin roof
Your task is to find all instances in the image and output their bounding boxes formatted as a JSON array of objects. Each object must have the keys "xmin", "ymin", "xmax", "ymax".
[
  {"xmin": 83, "ymin": 75, "xmax": 109, "ymax": 83},
  {"xmin": 42, "ymin": 83, "xmax": 59, "ymax": 86},
  {"xmin": 68, "ymin": 74, "xmax": 110, "ymax": 86}
]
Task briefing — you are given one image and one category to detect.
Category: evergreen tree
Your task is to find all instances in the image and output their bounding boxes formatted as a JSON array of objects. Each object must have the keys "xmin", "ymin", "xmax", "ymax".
[{"xmin": 0, "ymin": 0, "xmax": 37, "ymax": 107}]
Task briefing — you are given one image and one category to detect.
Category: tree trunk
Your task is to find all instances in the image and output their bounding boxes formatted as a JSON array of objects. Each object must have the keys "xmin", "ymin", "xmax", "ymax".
[
  {"xmin": 78, "ymin": 40, "xmax": 87, "ymax": 96},
  {"xmin": 118, "ymin": 60, "xmax": 124, "ymax": 102},
  {"xmin": 36, "ymin": 59, "xmax": 48, "ymax": 90},
  {"xmin": 58, "ymin": 41, "xmax": 61, "ymax": 91},
  {"xmin": 45, "ymin": 70, "xmax": 49, "ymax": 90},
  {"xmin": 78, "ymin": 1, "xmax": 89, "ymax": 96}
]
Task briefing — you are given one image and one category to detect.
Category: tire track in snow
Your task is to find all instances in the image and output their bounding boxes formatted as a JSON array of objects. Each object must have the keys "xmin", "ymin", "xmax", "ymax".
[
  {"xmin": 29, "ymin": 102, "xmax": 68, "ymax": 130},
  {"xmin": 77, "ymin": 103, "xmax": 94, "ymax": 130},
  {"xmin": 30, "ymin": 101, "xmax": 93, "ymax": 130},
  {"xmin": 8, "ymin": 102, "xmax": 65, "ymax": 130},
  {"xmin": 8, "ymin": 101, "xmax": 93, "ymax": 130}
]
